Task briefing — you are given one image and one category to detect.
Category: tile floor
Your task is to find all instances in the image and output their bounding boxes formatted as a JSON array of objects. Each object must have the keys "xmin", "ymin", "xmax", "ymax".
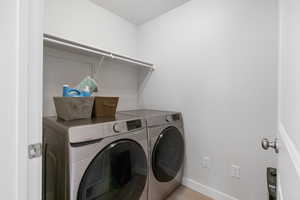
[{"xmin": 166, "ymin": 186, "xmax": 213, "ymax": 200}]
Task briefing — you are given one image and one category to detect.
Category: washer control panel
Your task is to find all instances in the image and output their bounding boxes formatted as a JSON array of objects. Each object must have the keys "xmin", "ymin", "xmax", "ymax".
[
  {"xmin": 127, "ymin": 119, "xmax": 142, "ymax": 131},
  {"xmin": 113, "ymin": 119, "xmax": 143, "ymax": 133},
  {"xmin": 69, "ymin": 118, "xmax": 145, "ymax": 144}
]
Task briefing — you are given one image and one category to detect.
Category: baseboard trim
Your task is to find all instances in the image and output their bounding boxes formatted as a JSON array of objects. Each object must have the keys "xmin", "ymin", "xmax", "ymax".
[
  {"xmin": 279, "ymin": 123, "xmax": 300, "ymax": 179},
  {"xmin": 182, "ymin": 178, "xmax": 240, "ymax": 200}
]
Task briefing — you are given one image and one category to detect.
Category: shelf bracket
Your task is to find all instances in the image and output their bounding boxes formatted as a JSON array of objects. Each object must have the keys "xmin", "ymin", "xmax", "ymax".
[{"xmin": 97, "ymin": 56, "xmax": 105, "ymax": 73}]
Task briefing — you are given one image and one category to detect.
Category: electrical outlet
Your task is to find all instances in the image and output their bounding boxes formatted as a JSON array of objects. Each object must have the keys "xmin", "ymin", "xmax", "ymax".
[
  {"xmin": 202, "ymin": 157, "xmax": 210, "ymax": 168},
  {"xmin": 231, "ymin": 165, "xmax": 240, "ymax": 179}
]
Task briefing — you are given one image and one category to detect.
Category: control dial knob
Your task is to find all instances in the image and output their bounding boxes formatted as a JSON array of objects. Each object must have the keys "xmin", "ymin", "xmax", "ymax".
[
  {"xmin": 113, "ymin": 123, "xmax": 122, "ymax": 133},
  {"xmin": 166, "ymin": 115, "xmax": 173, "ymax": 122}
]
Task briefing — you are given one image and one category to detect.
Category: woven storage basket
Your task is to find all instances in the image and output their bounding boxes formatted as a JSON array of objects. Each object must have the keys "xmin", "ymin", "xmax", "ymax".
[
  {"xmin": 93, "ymin": 97, "xmax": 119, "ymax": 117},
  {"xmin": 53, "ymin": 97, "xmax": 94, "ymax": 121}
]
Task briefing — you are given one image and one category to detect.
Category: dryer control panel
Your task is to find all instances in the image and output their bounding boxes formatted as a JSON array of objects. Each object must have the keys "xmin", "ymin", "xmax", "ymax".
[{"xmin": 166, "ymin": 113, "xmax": 181, "ymax": 122}]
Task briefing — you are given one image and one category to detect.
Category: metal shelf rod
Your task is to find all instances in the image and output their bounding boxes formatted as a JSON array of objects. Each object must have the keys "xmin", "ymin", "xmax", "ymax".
[{"xmin": 44, "ymin": 34, "xmax": 155, "ymax": 70}]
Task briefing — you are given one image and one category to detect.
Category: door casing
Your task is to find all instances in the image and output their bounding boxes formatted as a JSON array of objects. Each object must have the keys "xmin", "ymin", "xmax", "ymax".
[{"xmin": 18, "ymin": 0, "xmax": 44, "ymax": 200}]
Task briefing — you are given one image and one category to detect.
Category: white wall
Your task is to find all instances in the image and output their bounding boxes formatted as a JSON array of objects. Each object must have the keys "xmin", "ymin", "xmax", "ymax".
[
  {"xmin": 45, "ymin": 0, "xmax": 138, "ymax": 58},
  {"xmin": 278, "ymin": 0, "xmax": 300, "ymax": 199},
  {"xmin": 0, "ymin": 0, "xmax": 18, "ymax": 199},
  {"xmin": 137, "ymin": 0, "xmax": 278, "ymax": 199},
  {"xmin": 44, "ymin": 0, "xmax": 142, "ymax": 116},
  {"xmin": 43, "ymin": 47, "xmax": 141, "ymax": 116}
]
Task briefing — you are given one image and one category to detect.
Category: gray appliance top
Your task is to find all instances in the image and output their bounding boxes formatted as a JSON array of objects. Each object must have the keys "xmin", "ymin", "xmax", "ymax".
[
  {"xmin": 120, "ymin": 109, "xmax": 175, "ymax": 117},
  {"xmin": 43, "ymin": 113, "xmax": 145, "ymax": 144},
  {"xmin": 119, "ymin": 109, "xmax": 182, "ymax": 127},
  {"xmin": 44, "ymin": 113, "xmax": 139, "ymax": 128}
]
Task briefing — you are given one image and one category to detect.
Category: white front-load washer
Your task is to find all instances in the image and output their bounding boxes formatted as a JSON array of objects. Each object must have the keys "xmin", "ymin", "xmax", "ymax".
[
  {"xmin": 120, "ymin": 110, "xmax": 185, "ymax": 200},
  {"xmin": 43, "ymin": 114, "xmax": 148, "ymax": 200}
]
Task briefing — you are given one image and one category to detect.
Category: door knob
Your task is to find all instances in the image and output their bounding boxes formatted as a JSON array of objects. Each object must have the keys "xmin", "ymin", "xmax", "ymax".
[{"xmin": 261, "ymin": 138, "xmax": 279, "ymax": 154}]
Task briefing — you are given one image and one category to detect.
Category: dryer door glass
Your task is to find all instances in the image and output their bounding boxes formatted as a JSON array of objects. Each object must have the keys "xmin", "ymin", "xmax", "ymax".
[
  {"xmin": 152, "ymin": 126, "xmax": 184, "ymax": 182},
  {"xmin": 77, "ymin": 140, "xmax": 147, "ymax": 200}
]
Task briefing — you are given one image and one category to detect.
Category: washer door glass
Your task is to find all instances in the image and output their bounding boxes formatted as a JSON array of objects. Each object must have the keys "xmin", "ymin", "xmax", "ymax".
[
  {"xmin": 152, "ymin": 126, "xmax": 184, "ymax": 182},
  {"xmin": 77, "ymin": 140, "xmax": 147, "ymax": 200}
]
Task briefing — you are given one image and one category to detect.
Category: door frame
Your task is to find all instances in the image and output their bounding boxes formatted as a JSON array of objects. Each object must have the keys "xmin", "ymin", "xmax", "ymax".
[
  {"xmin": 17, "ymin": 0, "xmax": 44, "ymax": 199},
  {"xmin": 277, "ymin": 0, "xmax": 300, "ymax": 199}
]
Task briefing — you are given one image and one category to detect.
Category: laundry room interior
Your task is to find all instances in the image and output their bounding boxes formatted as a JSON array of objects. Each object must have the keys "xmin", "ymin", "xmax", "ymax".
[
  {"xmin": 42, "ymin": 0, "xmax": 278, "ymax": 200},
  {"xmin": 4, "ymin": 0, "xmax": 299, "ymax": 199}
]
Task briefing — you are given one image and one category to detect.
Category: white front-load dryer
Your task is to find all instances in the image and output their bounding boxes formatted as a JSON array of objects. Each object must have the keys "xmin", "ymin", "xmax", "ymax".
[
  {"xmin": 120, "ymin": 110, "xmax": 185, "ymax": 200},
  {"xmin": 43, "ymin": 114, "xmax": 148, "ymax": 200}
]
